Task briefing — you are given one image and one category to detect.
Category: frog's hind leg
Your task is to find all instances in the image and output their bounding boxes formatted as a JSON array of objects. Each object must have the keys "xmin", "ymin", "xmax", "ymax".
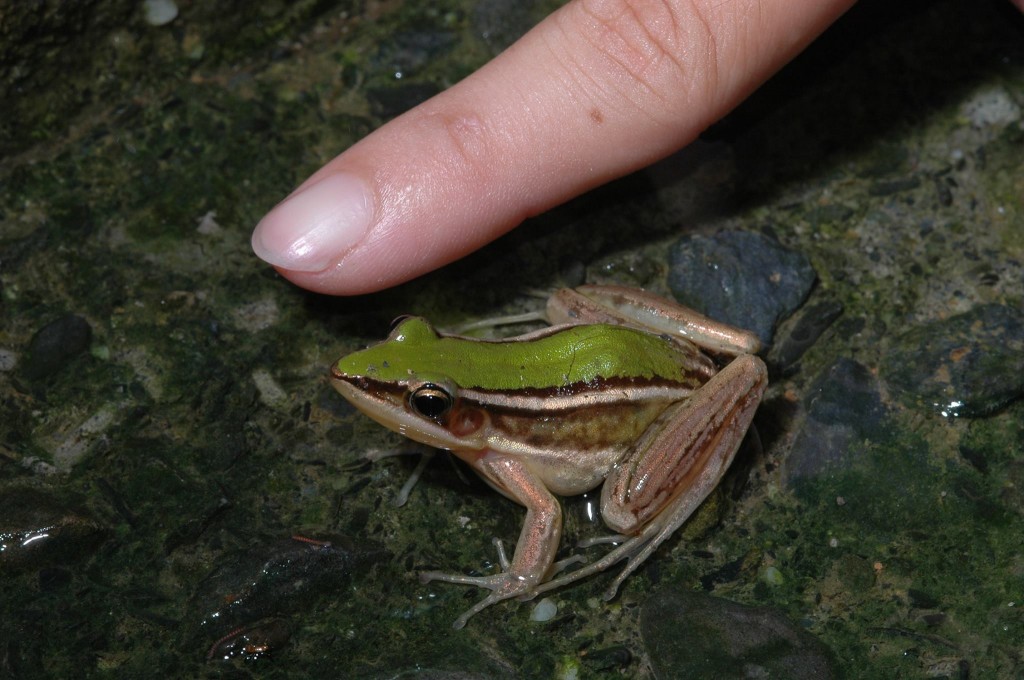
[
  {"xmin": 533, "ymin": 353, "xmax": 767, "ymax": 600},
  {"xmin": 419, "ymin": 453, "xmax": 564, "ymax": 628}
]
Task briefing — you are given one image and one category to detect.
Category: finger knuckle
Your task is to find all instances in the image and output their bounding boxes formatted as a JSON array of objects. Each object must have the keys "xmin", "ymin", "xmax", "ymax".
[
  {"xmin": 574, "ymin": 0, "xmax": 717, "ymax": 109},
  {"xmin": 430, "ymin": 108, "xmax": 502, "ymax": 184}
]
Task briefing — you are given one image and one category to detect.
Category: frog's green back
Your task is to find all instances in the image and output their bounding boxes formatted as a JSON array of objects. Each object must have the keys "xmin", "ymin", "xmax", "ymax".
[{"xmin": 335, "ymin": 317, "xmax": 704, "ymax": 390}]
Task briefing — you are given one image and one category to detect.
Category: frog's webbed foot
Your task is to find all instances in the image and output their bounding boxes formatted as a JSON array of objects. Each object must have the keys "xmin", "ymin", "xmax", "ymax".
[
  {"xmin": 420, "ymin": 538, "xmax": 582, "ymax": 629},
  {"xmin": 418, "ymin": 570, "xmax": 529, "ymax": 629}
]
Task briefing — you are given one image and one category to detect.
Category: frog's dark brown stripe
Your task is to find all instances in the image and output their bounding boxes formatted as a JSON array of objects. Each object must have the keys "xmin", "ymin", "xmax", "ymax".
[
  {"xmin": 331, "ymin": 373, "xmax": 689, "ymax": 468},
  {"xmin": 332, "ymin": 373, "xmax": 698, "ymax": 418}
]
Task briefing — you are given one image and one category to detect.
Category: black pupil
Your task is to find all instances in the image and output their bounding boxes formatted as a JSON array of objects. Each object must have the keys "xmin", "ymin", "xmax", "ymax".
[{"xmin": 413, "ymin": 388, "xmax": 450, "ymax": 418}]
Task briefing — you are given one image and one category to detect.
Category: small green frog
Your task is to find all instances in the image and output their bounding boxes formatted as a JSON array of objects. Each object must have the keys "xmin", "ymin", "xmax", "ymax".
[{"xmin": 332, "ymin": 285, "xmax": 767, "ymax": 628}]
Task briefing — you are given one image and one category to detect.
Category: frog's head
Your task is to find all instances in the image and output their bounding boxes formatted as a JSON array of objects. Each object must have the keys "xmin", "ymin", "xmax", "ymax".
[
  {"xmin": 330, "ymin": 317, "xmax": 476, "ymax": 451},
  {"xmin": 334, "ymin": 316, "xmax": 441, "ymax": 381}
]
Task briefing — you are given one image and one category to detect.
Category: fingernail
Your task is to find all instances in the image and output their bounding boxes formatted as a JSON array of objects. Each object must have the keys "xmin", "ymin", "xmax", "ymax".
[{"xmin": 251, "ymin": 173, "xmax": 374, "ymax": 272}]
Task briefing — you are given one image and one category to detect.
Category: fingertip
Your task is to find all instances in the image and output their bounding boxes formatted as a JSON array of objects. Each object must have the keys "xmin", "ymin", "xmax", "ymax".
[{"xmin": 251, "ymin": 172, "xmax": 375, "ymax": 273}]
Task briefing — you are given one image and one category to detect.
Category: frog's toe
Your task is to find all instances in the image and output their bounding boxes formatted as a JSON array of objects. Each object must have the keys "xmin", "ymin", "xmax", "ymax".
[
  {"xmin": 419, "ymin": 569, "xmax": 502, "ymax": 588},
  {"xmin": 420, "ymin": 569, "xmax": 539, "ymax": 628},
  {"xmin": 551, "ymin": 553, "xmax": 587, "ymax": 574},
  {"xmin": 420, "ymin": 570, "xmax": 531, "ymax": 597},
  {"xmin": 451, "ymin": 591, "xmax": 504, "ymax": 629}
]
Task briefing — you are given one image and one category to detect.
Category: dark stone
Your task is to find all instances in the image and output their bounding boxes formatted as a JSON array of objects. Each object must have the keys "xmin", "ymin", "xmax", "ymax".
[
  {"xmin": 21, "ymin": 313, "xmax": 92, "ymax": 380},
  {"xmin": 668, "ymin": 231, "xmax": 816, "ymax": 348},
  {"xmin": 769, "ymin": 298, "xmax": 845, "ymax": 374},
  {"xmin": 783, "ymin": 358, "xmax": 890, "ymax": 484},
  {"xmin": 640, "ymin": 589, "xmax": 836, "ymax": 679},
  {"xmin": 372, "ymin": 31, "xmax": 458, "ymax": 79},
  {"xmin": 580, "ymin": 645, "xmax": 632, "ymax": 671},
  {"xmin": 206, "ymin": 617, "xmax": 291, "ymax": 663},
  {"xmin": 958, "ymin": 444, "xmax": 989, "ymax": 474},
  {"xmin": 0, "ymin": 487, "xmax": 108, "ymax": 573},
  {"xmin": 188, "ymin": 535, "xmax": 387, "ymax": 642},
  {"xmin": 880, "ymin": 304, "xmax": 1024, "ymax": 417},
  {"xmin": 908, "ymin": 588, "xmax": 940, "ymax": 609}
]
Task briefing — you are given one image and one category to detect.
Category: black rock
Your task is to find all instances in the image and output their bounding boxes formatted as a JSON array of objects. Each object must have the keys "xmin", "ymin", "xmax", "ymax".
[
  {"xmin": 769, "ymin": 299, "xmax": 844, "ymax": 374},
  {"xmin": 668, "ymin": 231, "xmax": 816, "ymax": 348},
  {"xmin": 783, "ymin": 358, "xmax": 890, "ymax": 485},
  {"xmin": 880, "ymin": 303, "xmax": 1024, "ymax": 417},
  {"xmin": 0, "ymin": 487, "xmax": 108, "ymax": 573},
  {"xmin": 472, "ymin": 0, "xmax": 543, "ymax": 52},
  {"xmin": 640, "ymin": 589, "xmax": 836, "ymax": 679},
  {"xmin": 188, "ymin": 535, "xmax": 387, "ymax": 643},
  {"xmin": 22, "ymin": 313, "xmax": 92, "ymax": 380},
  {"xmin": 368, "ymin": 82, "xmax": 442, "ymax": 120}
]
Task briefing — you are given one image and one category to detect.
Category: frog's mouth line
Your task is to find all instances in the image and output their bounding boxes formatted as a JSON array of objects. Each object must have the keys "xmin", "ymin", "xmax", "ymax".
[{"xmin": 330, "ymin": 375, "xmax": 471, "ymax": 452}]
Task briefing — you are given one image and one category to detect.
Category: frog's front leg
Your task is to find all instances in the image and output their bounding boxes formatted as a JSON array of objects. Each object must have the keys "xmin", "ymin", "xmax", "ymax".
[
  {"xmin": 419, "ymin": 453, "xmax": 562, "ymax": 629},
  {"xmin": 534, "ymin": 352, "xmax": 768, "ymax": 600}
]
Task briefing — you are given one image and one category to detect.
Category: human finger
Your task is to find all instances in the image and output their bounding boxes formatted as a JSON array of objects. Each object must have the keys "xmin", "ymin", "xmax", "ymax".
[{"xmin": 252, "ymin": 0, "xmax": 856, "ymax": 295}]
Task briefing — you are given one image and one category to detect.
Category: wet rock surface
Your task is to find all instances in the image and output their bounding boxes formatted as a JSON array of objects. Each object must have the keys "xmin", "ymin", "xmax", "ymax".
[
  {"xmin": 205, "ymin": 617, "xmax": 291, "ymax": 662},
  {"xmin": 640, "ymin": 589, "xmax": 836, "ymax": 679},
  {"xmin": 189, "ymin": 535, "xmax": 387, "ymax": 650},
  {"xmin": 368, "ymin": 82, "xmax": 442, "ymax": 119},
  {"xmin": 767, "ymin": 298, "xmax": 844, "ymax": 375},
  {"xmin": 471, "ymin": 0, "xmax": 545, "ymax": 52},
  {"xmin": 880, "ymin": 303, "xmax": 1024, "ymax": 417},
  {"xmin": 784, "ymin": 358, "xmax": 891, "ymax": 485},
  {"xmin": 668, "ymin": 230, "xmax": 816, "ymax": 348},
  {"xmin": 0, "ymin": 486, "xmax": 108, "ymax": 573}
]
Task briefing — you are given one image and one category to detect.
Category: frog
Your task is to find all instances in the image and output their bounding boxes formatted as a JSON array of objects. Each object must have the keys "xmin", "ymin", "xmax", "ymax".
[{"xmin": 331, "ymin": 284, "xmax": 768, "ymax": 628}]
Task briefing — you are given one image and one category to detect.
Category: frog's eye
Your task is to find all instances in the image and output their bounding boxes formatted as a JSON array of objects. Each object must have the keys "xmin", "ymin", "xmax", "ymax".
[{"xmin": 410, "ymin": 384, "xmax": 452, "ymax": 419}]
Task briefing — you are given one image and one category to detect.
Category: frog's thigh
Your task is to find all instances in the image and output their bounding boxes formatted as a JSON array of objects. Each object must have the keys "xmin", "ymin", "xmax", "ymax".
[{"xmin": 600, "ymin": 354, "xmax": 767, "ymax": 534}]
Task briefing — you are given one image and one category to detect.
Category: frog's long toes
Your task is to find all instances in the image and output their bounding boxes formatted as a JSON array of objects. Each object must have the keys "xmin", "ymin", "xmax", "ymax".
[
  {"xmin": 420, "ymin": 569, "xmax": 460, "ymax": 585},
  {"xmin": 552, "ymin": 553, "xmax": 587, "ymax": 574},
  {"xmin": 601, "ymin": 574, "xmax": 626, "ymax": 601}
]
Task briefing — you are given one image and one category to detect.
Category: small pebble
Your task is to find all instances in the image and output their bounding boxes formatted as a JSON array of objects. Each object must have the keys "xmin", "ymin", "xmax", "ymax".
[
  {"xmin": 143, "ymin": 0, "xmax": 178, "ymax": 26},
  {"xmin": 760, "ymin": 566, "xmax": 785, "ymax": 587},
  {"xmin": 22, "ymin": 314, "xmax": 92, "ymax": 380},
  {"xmin": 530, "ymin": 597, "xmax": 558, "ymax": 622},
  {"xmin": 0, "ymin": 348, "xmax": 17, "ymax": 371}
]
